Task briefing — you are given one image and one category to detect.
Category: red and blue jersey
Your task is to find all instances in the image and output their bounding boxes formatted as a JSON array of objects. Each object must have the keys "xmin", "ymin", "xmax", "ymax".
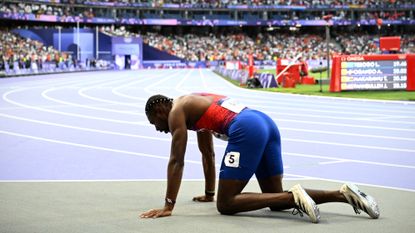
[
  {"xmin": 192, "ymin": 93, "xmax": 245, "ymax": 136},
  {"xmin": 192, "ymin": 93, "xmax": 284, "ymax": 181}
]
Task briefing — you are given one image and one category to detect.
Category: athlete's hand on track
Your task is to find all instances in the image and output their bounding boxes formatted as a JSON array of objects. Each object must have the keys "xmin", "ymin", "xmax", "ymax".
[
  {"xmin": 140, "ymin": 207, "xmax": 172, "ymax": 219},
  {"xmin": 192, "ymin": 195, "xmax": 214, "ymax": 202}
]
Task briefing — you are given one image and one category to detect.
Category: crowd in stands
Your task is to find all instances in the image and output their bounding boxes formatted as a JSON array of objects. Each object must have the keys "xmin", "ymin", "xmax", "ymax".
[
  {"xmin": 0, "ymin": 29, "xmax": 111, "ymax": 74},
  {"xmin": 101, "ymin": 26, "xmax": 415, "ymax": 62},
  {"xmin": 1, "ymin": 26, "xmax": 414, "ymax": 74},
  {"xmin": 60, "ymin": 0, "xmax": 411, "ymax": 7},
  {"xmin": 0, "ymin": 29, "xmax": 65, "ymax": 72},
  {"xmin": 3, "ymin": 24, "xmax": 414, "ymax": 69},
  {"xmin": 0, "ymin": 1, "xmax": 412, "ymax": 21},
  {"xmin": 142, "ymin": 31, "xmax": 333, "ymax": 61},
  {"xmin": 0, "ymin": 2, "xmax": 93, "ymax": 18}
]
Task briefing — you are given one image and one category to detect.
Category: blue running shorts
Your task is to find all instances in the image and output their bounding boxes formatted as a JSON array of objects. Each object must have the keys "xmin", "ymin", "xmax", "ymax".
[{"xmin": 219, "ymin": 109, "xmax": 283, "ymax": 180}]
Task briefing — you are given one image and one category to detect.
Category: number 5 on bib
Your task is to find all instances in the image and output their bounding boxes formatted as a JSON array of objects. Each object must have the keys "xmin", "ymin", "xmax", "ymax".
[{"xmin": 224, "ymin": 151, "xmax": 240, "ymax": 168}]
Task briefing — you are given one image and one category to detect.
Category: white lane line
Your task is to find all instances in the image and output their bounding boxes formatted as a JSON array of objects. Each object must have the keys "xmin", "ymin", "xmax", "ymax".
[
  {"xmin": 0, "ymin": 130, "xmax": 198, "ymax": 165},
  {"xmin": 42, "ymin": 70, "xmax": 184, "ymax": 116},
  {"xmin": 76, "ymin": 72, "xmax": 142, "ymax": 105},
  {"xmin": 285, "ymin": 152, "xmax": 415, "ymax": 169},
  {"xmin": 111, "ymin": 78, "xmax": 158, "ymax": 100},
  {"xmin": 0, "ymin": 74, "xmax": 105, "ymax": 90},
  {"xmin": 144, "ymin": 70, "xmax": 188, "ymax": 94},
  {"xmin": 283, "ymin": 173, "xmax": 415, "ymax": 192},
  {"xmin": 39, "ymin": 73, "xmax": 145, "ymax": 110},
  {"xmin": 175, "ymin": 69, "xmax": 194, "ymax": 94},
  {"xmin": 42, "ymin": 87, "xmax": 141, "ymax": 115},
  {"xmin": 79, "ymin": 73, "xmax": 167, "ymax": 103},
  {"xmin": 355, "ymin": 115, "xmax": 415, "ymax": 121},
  {"xmin": 242, "ymin": 94, "xmax": 415, "ymax": 117},
  {"xmin": 254, "ymin": 102, "xmax": 399, "ymax": 117},
  {"xmin": 0, "ymin": 115, "xmax": 413, "ymax": 170},
  {"xmin": 0, "ymin": 112, "xmax": 169, "ymax": 141},
  {"xmin": 284, "ymin": 138, "xmax": 415, "ymax": 153},
  {"xmin": 273, "ymin": 117, "xmax": 415, "ymax": 132},
  {"xmin": 0, "ymin": 103, "xmax": 120, "ymax": 111},
  {"xmin": 0, "ymin": 73, "xmax": 102, "ymax": 89},
  {"xmin": 112, "ymin": 82, "xmax": 146, "ymax": 100},
  {"xmin": 2, "ymin": 108, "xmax": 413, "ymax": 143},
  {"xmin": 269, "ymin": 110, "xmax": 415, "ymax": 125},
  {"xmin": 318, "ymin": 160, "xmax": 347, "ymax": 165},
  {"xmin": 280, "ymin": 127, "xmax": 415, "ymax": 142},
  {"xmin": 199, "ymin": 68, "xmax": 209, "ymax": 91},
  {"xmin": 248, "ymin": 97, "xmax": 415, "ymax": 116},
  {"xmin": 2, "ymin": 89, "xmax": 141, "ymax": 125},
  {"xmin": 2, "ymin": 110, "xmax": 414, "ymax": 153}
]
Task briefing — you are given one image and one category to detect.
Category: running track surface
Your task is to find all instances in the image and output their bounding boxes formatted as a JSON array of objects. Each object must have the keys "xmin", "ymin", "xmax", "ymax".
[{"xmin": 0, "ymin": 69, "xmax": 414, "ymax": 192}]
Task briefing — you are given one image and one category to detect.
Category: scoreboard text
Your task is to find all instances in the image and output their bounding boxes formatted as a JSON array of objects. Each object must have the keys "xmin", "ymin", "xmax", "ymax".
[{"xmin": 330, "ymin": 54, "xmax": 415, "ymax": 92}]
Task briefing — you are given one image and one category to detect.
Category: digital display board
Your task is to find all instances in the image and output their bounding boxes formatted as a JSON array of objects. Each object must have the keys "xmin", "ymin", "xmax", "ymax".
[
  {"xmin": 111, "ymin": 37, "xmax": 142, "ymax": 55},
  {"xmin": 330, "ymin": 54, "xmax": 415, "ymax": 92},
  {"xmin": 340, "ymin": 60, "xmax": 407, "ymax": 90}
]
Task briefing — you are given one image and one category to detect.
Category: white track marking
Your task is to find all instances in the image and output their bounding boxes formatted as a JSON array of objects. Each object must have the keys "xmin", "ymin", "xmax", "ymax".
[{"xmin": 0, "ymin": 126, "xmax": 413, "ymax": 170}]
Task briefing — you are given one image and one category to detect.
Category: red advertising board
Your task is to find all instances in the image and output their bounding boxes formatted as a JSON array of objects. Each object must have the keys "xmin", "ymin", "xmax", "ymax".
[{"xmin": 379, "ymin": 36, "xmax": 401, "ymax": 52}]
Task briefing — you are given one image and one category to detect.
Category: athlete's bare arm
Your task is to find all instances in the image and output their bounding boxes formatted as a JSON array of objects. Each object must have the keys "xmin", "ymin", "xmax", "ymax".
[
  {"xmin": 193, "ymin": 131, "xmax": 216, "ymax": 202},
  {"xmin": 140, "ymin": 102, "xmax": 188, "ymax": 218},
  {"xmin": 140, "ymin": 95, "xmax": 215, "ymax": 218}
]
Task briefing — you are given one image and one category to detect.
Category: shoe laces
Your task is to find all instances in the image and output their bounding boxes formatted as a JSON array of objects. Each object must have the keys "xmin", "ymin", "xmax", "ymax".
[
  {"xmin": 348, "ymin": 191, "xmax": 368, "ymax": 215},
  {"xmin": 291, "ymin": 194, "xmax": 308, "ymax": 218},
  {"xmin": 292, "ymin": 208, "xmax": 304, "ymax": 217}
]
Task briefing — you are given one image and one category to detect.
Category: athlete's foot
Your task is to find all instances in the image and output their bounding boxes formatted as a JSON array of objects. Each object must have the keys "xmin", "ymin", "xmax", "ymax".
[
  {"xmin": 340, "ymin": 183, "xmax": 380, "ymax": 219},
  {"xmin": 289, "ymin": 184, "xmax": 320, "ymax": 223}
]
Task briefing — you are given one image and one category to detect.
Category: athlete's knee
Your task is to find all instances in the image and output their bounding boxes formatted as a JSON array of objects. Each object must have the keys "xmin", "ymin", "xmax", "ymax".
[{"xmin": 216, "ymin": 199, "xmax": 237, "ymax": 215}]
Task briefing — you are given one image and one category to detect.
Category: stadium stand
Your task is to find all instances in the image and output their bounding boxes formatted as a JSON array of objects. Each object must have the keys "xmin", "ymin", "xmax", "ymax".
[
  {"xmin": 0, "ymin": 28, "xmax": 111, "ymax": 75},
  {"xmin": 0, "ymin": 0, "xmax": 412, "ymax": 20},
  {"xmin": 100, "ymin": 26, "xmax": 414, "ymax": 62}
]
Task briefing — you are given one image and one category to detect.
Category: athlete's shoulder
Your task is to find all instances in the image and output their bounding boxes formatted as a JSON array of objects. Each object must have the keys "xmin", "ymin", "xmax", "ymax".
[
  {"xmin": 191, "ymin": 92, "xmax": 227, "ymax": 99},
  {"xmin": 171, "ymin": 95, "xmax": 203, "ymax": 113}
]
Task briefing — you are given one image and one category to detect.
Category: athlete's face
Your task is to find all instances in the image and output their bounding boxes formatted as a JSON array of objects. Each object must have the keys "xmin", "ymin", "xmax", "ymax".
[{"xmin": 147, "ymin": 108, "xmax": 170, "ymax": 134}]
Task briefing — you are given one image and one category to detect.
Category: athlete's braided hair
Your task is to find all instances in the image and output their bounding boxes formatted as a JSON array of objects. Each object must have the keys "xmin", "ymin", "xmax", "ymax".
[{"xmin": 145, "ymin": 94, "xmax": 173, "ymax": 115}]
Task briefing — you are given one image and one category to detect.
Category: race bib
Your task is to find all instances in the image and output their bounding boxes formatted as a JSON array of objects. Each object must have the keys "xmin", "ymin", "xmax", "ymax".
[
  {"xmin": 220, "ymin": 98, "xmax": 246, "ymax": 113},
  {"xmin": 224, "ymin": 151, "xmax": 240, "ymax": 168}
]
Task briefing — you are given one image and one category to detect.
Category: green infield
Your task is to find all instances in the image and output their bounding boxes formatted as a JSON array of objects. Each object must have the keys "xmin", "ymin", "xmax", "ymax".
[{"xmin": 262, "ymin": 84, "xmax": 415, "ymax": 101}]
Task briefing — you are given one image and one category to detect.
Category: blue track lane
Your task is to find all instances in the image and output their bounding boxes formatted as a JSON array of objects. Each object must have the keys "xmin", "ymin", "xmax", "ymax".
[{"xmin": 0, "ymin": 69, "xmax": 414, "ymax": 191}]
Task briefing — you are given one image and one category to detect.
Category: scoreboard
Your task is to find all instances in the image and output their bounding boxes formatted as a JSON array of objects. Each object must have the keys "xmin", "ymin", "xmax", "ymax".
[
  {"xmin": 340, "ymin": 60, "xmax": 407, "ymax": 90},
  {"xmin": 330, "ymin": 54, "xmax": 415, "ymax": 92}
]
